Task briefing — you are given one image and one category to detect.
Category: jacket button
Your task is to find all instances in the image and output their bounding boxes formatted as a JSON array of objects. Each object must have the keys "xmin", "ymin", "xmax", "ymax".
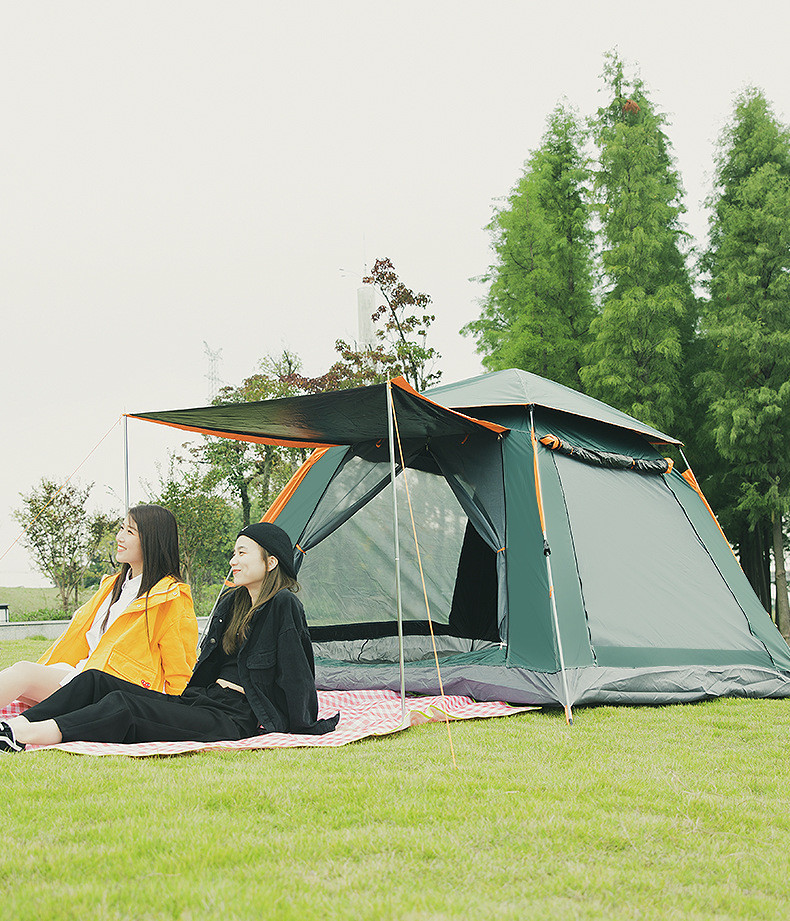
[{"xmin": 210, "ymin": 638, "xmax": 216, "ymax": 644}]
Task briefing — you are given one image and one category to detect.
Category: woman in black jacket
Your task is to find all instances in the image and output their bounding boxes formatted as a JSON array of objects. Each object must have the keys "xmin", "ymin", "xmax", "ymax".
[{"xmin": 0, "ymin": 523, "xmax": 338, "ymax": 751}]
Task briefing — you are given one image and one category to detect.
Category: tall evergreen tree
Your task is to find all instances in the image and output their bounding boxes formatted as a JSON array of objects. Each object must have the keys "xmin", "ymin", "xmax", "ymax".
[
  {"xmin": 699, "ymin": 88, "xmax": 790, "ymax": 637},
  {"xmin": 463, "ymin": 103, "xmax": 595, "ymax": 390},
  {"xmin": 580, "ymin": 52, "xmax": 697, "ymax": 436}
]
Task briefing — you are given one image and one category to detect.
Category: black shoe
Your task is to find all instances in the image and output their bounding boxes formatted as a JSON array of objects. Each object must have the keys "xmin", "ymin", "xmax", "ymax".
[{"xmin": 0, "ymin": 720, "xmax": 25, "ymax": 752}]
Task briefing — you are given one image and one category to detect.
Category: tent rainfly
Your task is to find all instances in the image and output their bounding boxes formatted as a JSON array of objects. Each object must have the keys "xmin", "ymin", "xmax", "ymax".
[{"xmin": 129, "ymin": 370, "xmax": 790, "ymax": 708}]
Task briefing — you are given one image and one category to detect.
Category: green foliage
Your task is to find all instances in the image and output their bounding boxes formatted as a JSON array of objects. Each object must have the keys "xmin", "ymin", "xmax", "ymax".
[
  {"xmin": 698, "ymin": 88, "xmax": 790, "ymax": 633},
  {"xmin": 464, "ymin": 103, "xmax": 595, "ymax": 389},
  {"xmin": 580, "ymin": 51, "xmax": 697, "ymax": 436},
  {"xmin": 81, "ymin": 512, "xmax": 123, "ymax": 590},
  {"xmin": 148, "ymin": 456, "xmax": 236, "ymax": 610},
  {"xmin": 12, "ymin": 479, "xmax": 118, "ymax": 616},
  {"xmin": 0, "ymin": 586, "xmax": 65, "ymax": 621},
  {"xmin": 193, "ymin": 350, "xmax": 309, "ymax": 526},
  {"xmin": 301, "ymin": 258, "xmax": 441, "ymax": 391},
  {"xmin": 12, "ymin": 607, "xmax": 71, "ymax": 622}
]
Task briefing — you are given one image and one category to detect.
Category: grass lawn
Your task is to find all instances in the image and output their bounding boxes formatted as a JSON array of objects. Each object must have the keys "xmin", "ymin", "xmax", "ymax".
[
  {"xmin": 0, "ymin": 585, "xmax": 68, "ymax": 620},
  {"xmin": 2, "ymin": 638, "xmax": 790, "ymax": 920}
]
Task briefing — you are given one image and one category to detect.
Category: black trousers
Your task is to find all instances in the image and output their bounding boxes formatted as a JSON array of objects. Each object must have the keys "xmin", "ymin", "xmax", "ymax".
[{"xmin": 22, "ymin": 670, "xmax": 261, "ymax": 744}]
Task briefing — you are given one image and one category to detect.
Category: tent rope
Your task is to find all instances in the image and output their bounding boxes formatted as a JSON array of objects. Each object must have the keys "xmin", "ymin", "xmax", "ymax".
[
  {"xmin": 388, "ymin": 388, "xmax": 457, "ymax": 769},
  {"xmin": 0, "ymin": 415, "xmax": 123, "ymax": 568}
]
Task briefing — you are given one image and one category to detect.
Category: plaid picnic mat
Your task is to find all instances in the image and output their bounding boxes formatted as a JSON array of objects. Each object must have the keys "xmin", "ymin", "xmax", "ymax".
[{"xmin": 1, "ymin": 689, "xmax": 533, "ymax": 757}]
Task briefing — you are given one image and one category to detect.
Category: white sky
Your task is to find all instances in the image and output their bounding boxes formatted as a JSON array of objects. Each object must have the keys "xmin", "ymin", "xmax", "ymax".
[{"xmin": 2, "ymin": 1, "xmax": 789, "ymax": 585}]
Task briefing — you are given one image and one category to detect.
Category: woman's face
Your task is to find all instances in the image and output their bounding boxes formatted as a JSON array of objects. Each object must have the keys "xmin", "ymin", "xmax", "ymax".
[
  {"xmin": 116, "ymin": 515, "xmax": 144, "ymax": 576},
  {"xmin": 231, "ymin": 536, "xmax": 278, "ymax": 598}
]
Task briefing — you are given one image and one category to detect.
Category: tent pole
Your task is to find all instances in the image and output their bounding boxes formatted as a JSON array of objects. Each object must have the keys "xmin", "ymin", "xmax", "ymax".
[
  {"xmin": 387, "ymin": 381, "xmax": 407, "ymax": 723},
  {"xmin": 123, "ymin": 414, "xmax": 130, "ymax": 516},
  {"xmin": 530, "ymin": 408, "xmax": 574, "ymax": 725}
]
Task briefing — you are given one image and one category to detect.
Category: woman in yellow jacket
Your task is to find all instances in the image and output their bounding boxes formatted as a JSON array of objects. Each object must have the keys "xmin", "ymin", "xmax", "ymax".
[{"xmin": 0, "ymin": 504, "xmax": 198, "ymax": 707}]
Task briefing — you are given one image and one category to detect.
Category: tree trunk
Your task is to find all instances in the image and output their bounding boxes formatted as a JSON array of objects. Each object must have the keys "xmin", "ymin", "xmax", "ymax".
[
  {"xmin": 240, "ymin": 483, "xmax": 251, "ymax": 527},
  {"xmin": 739, "ymin": 522, "xmax": 772, "ymax": 615},
  {"xmin": 773, "ymin": 512, "xmax": 790, "ymax": 641}
]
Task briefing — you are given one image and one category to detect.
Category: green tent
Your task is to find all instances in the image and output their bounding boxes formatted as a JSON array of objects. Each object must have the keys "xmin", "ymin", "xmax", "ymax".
[{"xmin": 131, "ymin": 369, "xmax": 790, "ymax": 708}]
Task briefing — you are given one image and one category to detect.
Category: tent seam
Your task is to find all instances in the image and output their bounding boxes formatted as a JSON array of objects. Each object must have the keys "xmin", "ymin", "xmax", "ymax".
[
  {"xmin": 661, "ymin": 474, "xmax": 781, "ymax": 672},
  {"xmin": 550, "ymin": 452, "xmax": 598, "ymax": 666}
]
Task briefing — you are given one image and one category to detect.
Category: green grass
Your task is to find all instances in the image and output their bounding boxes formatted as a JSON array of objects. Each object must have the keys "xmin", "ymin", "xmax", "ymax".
[
  {"xmin": 2, "ymin": 638, "xmax": 790, "ymax": 920},
  {"xmin": 0, "ymin": 585, "xmax": 70, "ymax": 620}
]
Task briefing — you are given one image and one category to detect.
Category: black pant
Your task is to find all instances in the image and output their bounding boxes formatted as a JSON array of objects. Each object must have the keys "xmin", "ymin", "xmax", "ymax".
[{"xmin": 22, "ymin": 670, "xmax": 261, "ymax": 744}]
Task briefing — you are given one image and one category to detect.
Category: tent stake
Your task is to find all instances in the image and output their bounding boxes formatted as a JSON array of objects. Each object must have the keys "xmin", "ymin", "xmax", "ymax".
[
  {"xmin": 530, "ymin": 408, "xmax": 574, "ymax": 725},
  {"xmin": 387, "ymin": 381, "xmax": 407, "ymax": 723}
]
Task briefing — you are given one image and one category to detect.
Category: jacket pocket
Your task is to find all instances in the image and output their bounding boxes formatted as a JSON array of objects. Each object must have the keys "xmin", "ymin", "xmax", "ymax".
[
  {"xmin": 244, "ymin": 649, "xmax": 278, "ymax": 689},
  {"xmin": 105, "ymin": 648, "xmax": 158, "ymax": 689},
  {"xmin": 245, "ymin": 649, "xmax": 277, "ymax": 669}
]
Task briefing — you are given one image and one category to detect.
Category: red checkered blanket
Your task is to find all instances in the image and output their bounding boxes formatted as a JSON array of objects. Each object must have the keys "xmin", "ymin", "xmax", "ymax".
[{"xmin": 0, "ymin": 690, "xmax": 533, "ymax": 757}]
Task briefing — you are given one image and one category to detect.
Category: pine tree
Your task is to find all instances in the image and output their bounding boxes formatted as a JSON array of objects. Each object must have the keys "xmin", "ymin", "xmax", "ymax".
[
  {"xmin": 463, "ymin": 103, "xmax": 595, "ymax": 390},
  {"xmin": 699, "ymin": 88, "xmax": 790, "ymax": 637},
  {"xmin": 580, "ymin": 52, "xmax": 697, "ymax": 436}
]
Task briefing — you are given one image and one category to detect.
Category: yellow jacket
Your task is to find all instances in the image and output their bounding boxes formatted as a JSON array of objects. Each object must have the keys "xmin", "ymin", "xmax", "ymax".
[{"xmin": 38, "ymin": 574, "xmax": 198, "ymax": 694}]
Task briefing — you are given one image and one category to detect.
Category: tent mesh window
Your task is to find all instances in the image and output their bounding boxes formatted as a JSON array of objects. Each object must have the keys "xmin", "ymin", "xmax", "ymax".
[{"xmin": 299, "ymin": 466, "xmax": 500, "ymax": 664}]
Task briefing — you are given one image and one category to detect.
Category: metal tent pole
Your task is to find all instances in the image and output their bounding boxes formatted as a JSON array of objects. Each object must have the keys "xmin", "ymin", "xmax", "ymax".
[
  {"xmin": 530, "ymin": 407, "xmax": 574, "ymax": 724},
  {"xmin": 123, "ymin": 414, "xmax": 130, "ymax": 515},
  {"xmin": 387, "ymin": 381, "xmax": 407, "ymax": 723}
]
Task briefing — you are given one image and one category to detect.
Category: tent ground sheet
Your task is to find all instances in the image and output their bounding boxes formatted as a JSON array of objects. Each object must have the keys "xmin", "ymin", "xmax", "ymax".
[{"xmin": 1, "ymin": 689, "xmax": 534, "ymax": 757}]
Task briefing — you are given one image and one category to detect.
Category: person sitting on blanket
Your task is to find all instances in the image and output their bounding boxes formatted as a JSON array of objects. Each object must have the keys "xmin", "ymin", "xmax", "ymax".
[
  {"xmin": 0, "ymin": 523, "xmax": 338, "ymax": 752},
  {"xmin": 0, "ymin": 504, "xmax": 197, "ymax": 711}
]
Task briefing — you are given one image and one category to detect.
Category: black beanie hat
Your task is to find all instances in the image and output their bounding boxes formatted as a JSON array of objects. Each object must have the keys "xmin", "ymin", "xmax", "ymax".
[{"xmin": 237, "ymin": 523, "xmax": 297, "ymax": 580}]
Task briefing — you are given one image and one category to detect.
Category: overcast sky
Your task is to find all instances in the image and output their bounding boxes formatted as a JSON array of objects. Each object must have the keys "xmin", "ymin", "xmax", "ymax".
[{"xmin": 2, "ymin": 1, "xmax": 789, "ymax": 585}]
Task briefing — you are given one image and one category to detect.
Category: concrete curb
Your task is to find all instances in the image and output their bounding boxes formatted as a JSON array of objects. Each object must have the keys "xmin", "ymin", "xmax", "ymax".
[{"xmin": 0, "ymin": 617, "xmax": 211, "ymax": 642}]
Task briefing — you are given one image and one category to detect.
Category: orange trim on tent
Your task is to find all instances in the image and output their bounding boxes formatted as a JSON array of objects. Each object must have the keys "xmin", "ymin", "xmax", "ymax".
[
  {"xmin": 389, "ymin": 376, "xmax": 508, "ymax": 435},
  {"xmin": 262, "ymin": 447, "xmax": 331, "ymax": 523},
  {"xmin": 530, "ymin": 426, "xmax": 547, "ymax": 536},
  {"xmin": 125, "ymin": 416, "xmax": 333, "ymax": 450},
  {"xmin": 681, "ymin": 467, "xmax": 738, "ymax": 561},
  {"xmin": 126, "ymin": 378, "xmax": 506, "ymax": 448}
]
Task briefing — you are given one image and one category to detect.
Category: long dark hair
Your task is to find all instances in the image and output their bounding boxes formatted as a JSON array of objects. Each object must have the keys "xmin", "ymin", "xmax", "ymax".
[
  {"xmin": 222, "ymin": 549, "xmax": 299, "ymax": 654},
  {"xmin": 109, "ymin": 504, "xmax": 182, "ymax": 606}
]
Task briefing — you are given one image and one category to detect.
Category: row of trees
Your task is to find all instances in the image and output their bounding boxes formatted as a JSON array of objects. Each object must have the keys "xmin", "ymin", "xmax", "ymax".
[
  {"xmin": 12, "ymin": 54, "xmax": 790, "ymax": 634},
  {"xmin": 463, "ymin": 51, "xmax": 790, "ymax": 635}
]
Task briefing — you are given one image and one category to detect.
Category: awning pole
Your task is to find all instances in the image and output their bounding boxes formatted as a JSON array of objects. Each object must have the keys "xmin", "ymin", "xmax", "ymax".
[
  {"xmin": 387, "ymin": 381, "xmax": 407, "ymax": 722},
  {"xmin": 530, "ymin": 407, "xmax": 574, "ymax": 725},
  {"xmin": 123, "ymin": 414, "xmax": 130, "ymax": 516}
]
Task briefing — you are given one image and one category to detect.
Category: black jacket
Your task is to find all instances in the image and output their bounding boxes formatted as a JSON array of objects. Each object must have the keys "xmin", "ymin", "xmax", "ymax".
[{"xmin": 189, "ymin": 588, "xmax": 338, "ymax": 735}]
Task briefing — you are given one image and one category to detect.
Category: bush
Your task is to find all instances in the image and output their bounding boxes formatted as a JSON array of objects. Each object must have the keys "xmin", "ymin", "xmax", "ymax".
[
  {"xmin": 11, "ymin": 607, "xmax": 71, "ymax": 623},
  {"xmin": 194, "ymin": 582, "xmax": 228, "ymax": 619}
]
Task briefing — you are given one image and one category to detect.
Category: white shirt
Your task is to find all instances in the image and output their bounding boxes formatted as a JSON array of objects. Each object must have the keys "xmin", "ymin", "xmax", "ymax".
[{"xmin": 59, "ymin": 572, "xmax": 144, "ymax": 685}]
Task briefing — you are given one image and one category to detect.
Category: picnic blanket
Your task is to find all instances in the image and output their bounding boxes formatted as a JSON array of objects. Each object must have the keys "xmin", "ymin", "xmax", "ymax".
[{"xmin": 0, "ymin": 689, "xmax": 533, "ymax": 757}]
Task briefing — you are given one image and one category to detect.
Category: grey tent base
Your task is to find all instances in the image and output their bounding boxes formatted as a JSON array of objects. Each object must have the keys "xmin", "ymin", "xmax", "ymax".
[{"xmin": 315, "ymin": 659, "xmax": 790, "ymax": 707}]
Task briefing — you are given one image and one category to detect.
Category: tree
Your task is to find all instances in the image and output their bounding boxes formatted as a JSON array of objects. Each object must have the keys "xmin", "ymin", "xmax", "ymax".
[
  {"xmin": 463, "ymin": 103, "xmax": 595, "ymax": 390},
  {"xmin": 193, "ymin": 350, "xmax": 309, "ymax": 526},
  {"xmin": 13, "ymin": 479, "xmax": 117, "ymax": 614},
  {"xmin": 82, "ymin": 512, "xmax": 124, "ymax": 590},
  {"xmin": 150, "ymin": 456, "xmax": 236, "ymax": 613},
  {"xmin": 299, "ymin": 258, "xmax": 441, "ymax": 392},
  {"xmin": 698, "ymin": 88, "xmax": 790, "ymax": 637},
  {"xmin": 580, "ymin": 52, "xmax": 697, "ymax": 437}
]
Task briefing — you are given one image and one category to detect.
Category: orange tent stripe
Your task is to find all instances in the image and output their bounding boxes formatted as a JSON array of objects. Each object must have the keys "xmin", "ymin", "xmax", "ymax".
[
  {"xmin": 681, "ymin": 467, "xmax": 739, "ymax": 561},
  {"xmin": 530, "ymin": 426, "xmax": 547, "ymax": 535},
  {"xmin": 125, "ymin": 416, "xmax": 332, "ymax": 450},
  {"xmin": 262, "ymin": 447, "xmax": 331, "ymax": 523},
  {"xmin": 389, "ymin": 376, "xmax": 508, "ymax": 435}
]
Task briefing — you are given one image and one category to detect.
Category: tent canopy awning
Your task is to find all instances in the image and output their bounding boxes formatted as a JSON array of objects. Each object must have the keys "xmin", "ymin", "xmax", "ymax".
[{"xmin": 127, "ymin": 376, "xmax": 508, "ymax": 449}]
